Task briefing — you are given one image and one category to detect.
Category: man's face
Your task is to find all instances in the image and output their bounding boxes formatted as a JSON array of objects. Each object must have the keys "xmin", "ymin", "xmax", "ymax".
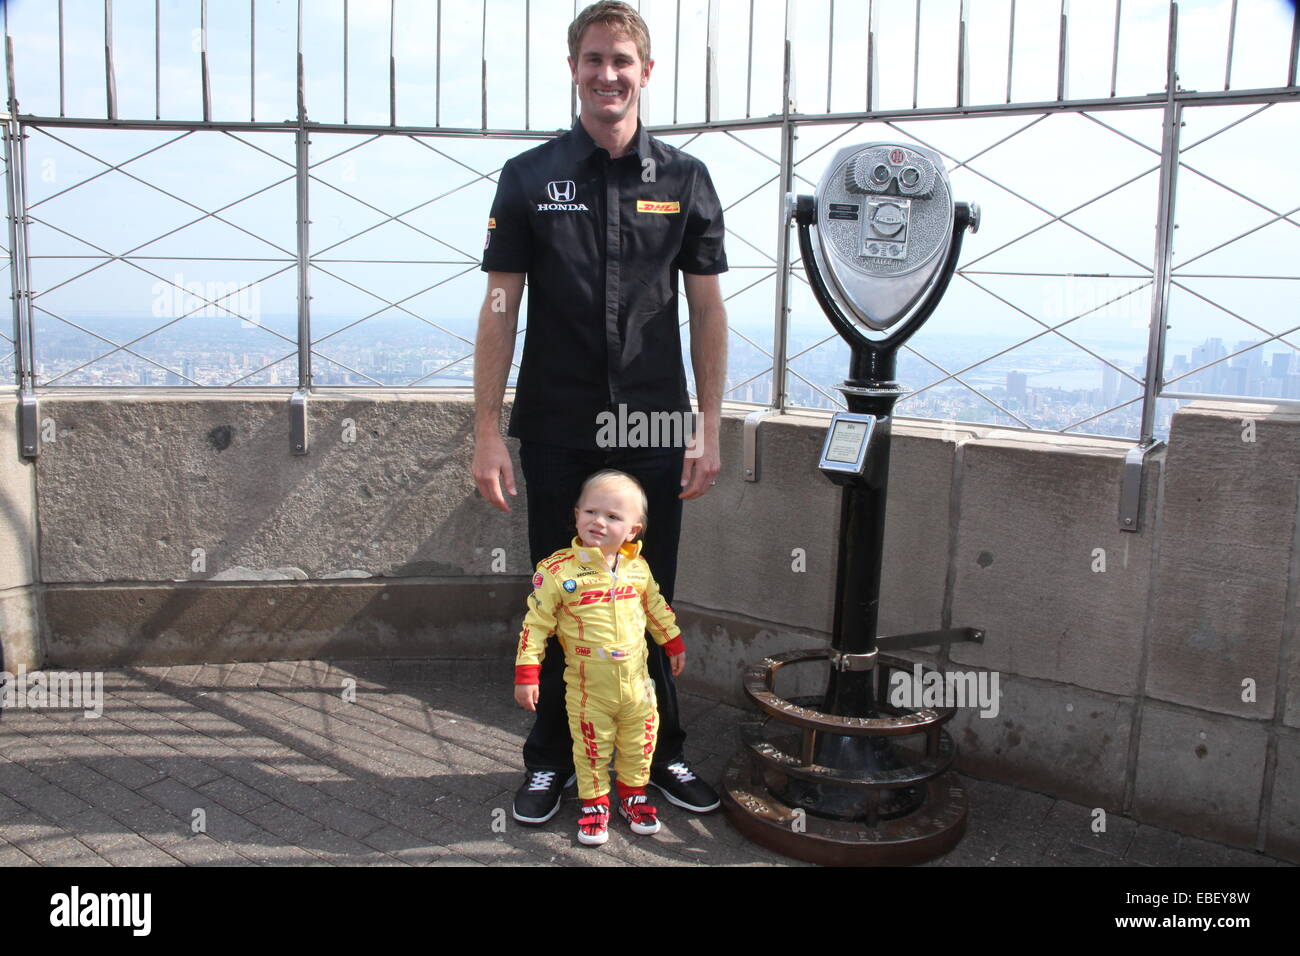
[{"xmin": 568, "ymin": 21, "xmax": 653, "ymax": 126}]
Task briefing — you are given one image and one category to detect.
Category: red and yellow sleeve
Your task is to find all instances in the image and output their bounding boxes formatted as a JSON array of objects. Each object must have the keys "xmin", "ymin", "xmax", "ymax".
[
  {"xmin": 642, "ymin": 566, "xmax": 684, "ymax": 657},
  {"xmin": 516, "ymin": 566, "xmax": 560, "ymax": 684}
]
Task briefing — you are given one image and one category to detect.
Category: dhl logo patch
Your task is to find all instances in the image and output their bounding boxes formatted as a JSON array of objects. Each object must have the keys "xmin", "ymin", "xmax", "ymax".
[
  {"xmin": 636, "ymin": 200, "xmax": 680, "ymax": 214},
  {"xmin": 580, "ymin": 719, "xmax": 600, "ymax": 766},
  {"xmin": 487, "ymin": 217, "xmax": 496, "ymax": 229},
  {"xmin": 576, "ymin": 586, "xmax": 637, "ymax": 605}
]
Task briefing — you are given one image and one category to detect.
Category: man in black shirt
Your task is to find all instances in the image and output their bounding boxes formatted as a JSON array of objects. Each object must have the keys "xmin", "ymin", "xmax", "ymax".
[{"xmin": 473, "ymin": 1, "xmax": 727, "ymax": 824}]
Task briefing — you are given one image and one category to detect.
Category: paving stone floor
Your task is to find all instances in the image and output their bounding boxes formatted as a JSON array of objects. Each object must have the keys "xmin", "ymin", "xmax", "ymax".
[{"xmin": 0, "ymin": 659, "xmax": 1288, "ymax": 867}]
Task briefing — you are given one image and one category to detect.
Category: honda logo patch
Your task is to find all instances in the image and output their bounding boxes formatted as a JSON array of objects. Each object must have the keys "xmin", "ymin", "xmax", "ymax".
[
  {"xmin": 538, "ymin": 179, "xmax": 588, "ymax": 212},
  {"xmin": 547, "ymin": 180, "xmax": 576, "ymax": 203}
]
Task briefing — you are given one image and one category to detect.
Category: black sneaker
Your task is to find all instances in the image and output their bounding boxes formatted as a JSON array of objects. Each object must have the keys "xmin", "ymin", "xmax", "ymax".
[
  {"xmin": 649, "ymin": 760, "xmax": 720, "ymax": 813},
  {"xmin": 512, "ymin": 769, "xmax": 577, "ymax": 825}
]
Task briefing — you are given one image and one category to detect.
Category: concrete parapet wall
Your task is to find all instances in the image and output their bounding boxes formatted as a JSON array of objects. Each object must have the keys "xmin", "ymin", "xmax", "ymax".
[
  {"xmin": 7, "ymin": 390, "xmax": 1298, "ymax": 860},
  {"xmin": 948, "ymin": 433, "xmax": 1161, "ymax": 697},
  {"xmin": 33, "ymin": 389, "xmax": 528, "ymax": 583},
  {"xmin": 1145, "ymin": 402, "xmax": 1300, "ymax": 722},
  {"xmin": 1, "ymin": 394, "xmax": 40, "ymax": 671},
  {"xmin": 42, "ymin": 578, "xmax": 527, "ymax": 667}
]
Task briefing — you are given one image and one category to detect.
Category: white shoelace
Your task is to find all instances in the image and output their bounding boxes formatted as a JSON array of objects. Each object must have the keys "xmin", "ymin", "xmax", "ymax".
[
  {"xmin": 527, "ymin": 770, "xmax": 557, "ymax": 792},
  {"xmin": 665, "ymin": 761, "xmax": 697, "ymax": 783}
]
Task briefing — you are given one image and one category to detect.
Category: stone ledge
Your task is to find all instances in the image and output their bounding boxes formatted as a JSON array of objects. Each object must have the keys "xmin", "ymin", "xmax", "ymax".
[
  {"xmin": 42, "ymin": 578, "xmax": 531, "ymax": 668},
  {"xmin": 950, "ymin": 670, "xmax": 1134, "ymax": 811},
  {"xmin": 0, "ymin": 586, "xmax": 41, "ymax": 672},
  {"xmin": 30, "ymin": 390, "xmax": 527, "ymax": 584},
  {"xmin": 1146, "ymin": 400, "xmax": 1300, "ymax": 719},
  {"xmin": 0, "ymin": 393, "xmax": 37, "ymax": 590},
  {"xmin": 948, "ymin": 434, "xmax": 1161, "ymax": 697},
  {"xmin": 1132, "ymin": 700, "xmax": 1268, "ymax": 851}
]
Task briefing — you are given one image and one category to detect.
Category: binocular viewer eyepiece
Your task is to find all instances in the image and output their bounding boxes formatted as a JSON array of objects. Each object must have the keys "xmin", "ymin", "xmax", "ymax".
[{"xmin": 791, "ymin": 142, "xmax": 979, "ymax": 342}]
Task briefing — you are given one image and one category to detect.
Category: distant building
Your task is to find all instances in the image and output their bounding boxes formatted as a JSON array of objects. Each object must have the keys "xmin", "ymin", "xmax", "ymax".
[
  {"xmin": 1102, "ymin": 364, "xmax": 1121, "ymax": 406},
  {"xmin": 1007, "ymin": 371, "xmax": 1028, "ymax": 407}
]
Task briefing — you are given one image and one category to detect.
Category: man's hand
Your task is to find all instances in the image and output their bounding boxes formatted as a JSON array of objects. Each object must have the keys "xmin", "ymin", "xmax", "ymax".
[
  {"xmin": 670, "ymin": 650, "xmax": 686, "ymax": 677},
  {"xmin": 679, "ymin": 428, "xmax": 720, "ymax": 499},
  {"xmin": 514, "ymin": 684, "xmax": 539, "ymax": 711},
  {"xmin": 472, "ymin": 272, "xmax": 524, "ymax": 513},
  {"xmin": 682, "ymin": 271, "xmax": 726, "ymax": 500},
  {"xmin": 473, "ymin": 431, "xmax": 517, "ymax": 513}
]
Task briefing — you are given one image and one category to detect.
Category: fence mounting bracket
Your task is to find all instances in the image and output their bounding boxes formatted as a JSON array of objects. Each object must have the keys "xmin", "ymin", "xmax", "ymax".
[
  {"xmin": 1119, "ymin": 439, "xmax": 1163, "ymax": 532},
  {"xmin": 290, "ymin": 388, "xmax": 309, "ymax": 455},
  {"xmin": 18, "ymin": 391, "xmax": 38, "ymax": 459},
  {"xmin": 743, "ymin": 409, "xmax": 783, "ymax": 482}
]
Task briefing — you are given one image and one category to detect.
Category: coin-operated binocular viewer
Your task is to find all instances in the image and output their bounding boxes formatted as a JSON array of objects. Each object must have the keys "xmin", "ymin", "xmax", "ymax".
[{"xmin": 721, "ymin": 143, "xmax": 985, "ymax": 866}]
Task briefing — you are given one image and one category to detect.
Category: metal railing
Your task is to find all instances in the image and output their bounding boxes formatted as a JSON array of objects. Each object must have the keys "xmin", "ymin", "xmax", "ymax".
[{"xmin": 4, "ymin": 0, "xmax": 1298, "ymax": 451}]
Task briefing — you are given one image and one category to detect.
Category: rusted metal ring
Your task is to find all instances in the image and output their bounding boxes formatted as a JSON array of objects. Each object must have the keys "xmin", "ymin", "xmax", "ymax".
[
  {"xmin": 743, "ymin": 648, "xmax": 955, "ymax": 736},
  {"xmin": 740, "ymin": 722, "xmax": 955, "ymax": 790},
  {"xmin": 721, "ymin": 755, "xmax": 968, "ymax": 867}
]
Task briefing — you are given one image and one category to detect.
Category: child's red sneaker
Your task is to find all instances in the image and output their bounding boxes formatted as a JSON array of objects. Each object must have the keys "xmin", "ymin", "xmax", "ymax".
[
  {"xmin": 577, "ymin": 799, "xmax": 610, "ymax": 846},
  {"xmin": 618, "ymin": 792, "xmax": 661, "ymax": 835}
]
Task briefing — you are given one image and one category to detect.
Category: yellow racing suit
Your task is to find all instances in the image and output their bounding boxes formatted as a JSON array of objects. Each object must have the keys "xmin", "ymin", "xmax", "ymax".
[{"xmin": 515, "ymin": 537, "xmax": 684, "ymax": 801}]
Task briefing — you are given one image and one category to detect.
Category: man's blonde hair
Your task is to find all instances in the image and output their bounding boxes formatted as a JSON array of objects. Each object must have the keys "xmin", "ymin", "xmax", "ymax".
[
  {"xmin": 577, "ymin": 469, "xmax": 649, "ymax": 534},
  {"xmin": 567, "ymin": 1, "xmax": 652, "ymax": 66}
]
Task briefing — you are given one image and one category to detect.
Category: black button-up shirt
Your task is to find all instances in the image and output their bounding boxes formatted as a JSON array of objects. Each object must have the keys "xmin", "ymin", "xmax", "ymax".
[{"xmin": 481, "ymin": 119, "xmax": 728, "ymax": 450}]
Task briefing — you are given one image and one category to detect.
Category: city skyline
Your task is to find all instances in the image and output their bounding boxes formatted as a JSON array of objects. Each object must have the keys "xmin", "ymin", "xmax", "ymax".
[{"xmin": 27, "ymin": 303, "xmax": 1294, "ymax": 440}]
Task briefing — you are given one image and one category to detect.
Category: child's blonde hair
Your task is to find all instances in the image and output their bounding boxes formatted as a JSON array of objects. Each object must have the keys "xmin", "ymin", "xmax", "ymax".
[{"xmin": 577, "ymin": 469, "xmax": 649, "ymax": 535}]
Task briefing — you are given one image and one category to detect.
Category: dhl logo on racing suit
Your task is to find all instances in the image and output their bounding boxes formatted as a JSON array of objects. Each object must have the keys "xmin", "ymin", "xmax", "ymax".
[
  {"xmin": 575, "ymin": 585, "xmax": 637, "ymax": 605},
  {"xmin": 580, "ymin": 719, "xmax": 600, "ymax": 768}
]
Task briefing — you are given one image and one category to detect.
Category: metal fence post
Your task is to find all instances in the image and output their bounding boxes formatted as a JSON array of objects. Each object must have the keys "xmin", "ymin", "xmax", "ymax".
[
  {"xmin": 1119, "ymin": 1, "xmax": 1181, "ymax": 531},
  {"xmin": 5, "ymin": 34, "xmax": 37, "ymax": 457},
  {"xmin": 292, "ymin": 4, "xmax": 312, "ymax": 452},
  {"xmin": 744, "ymin": 0, "xmax": 798, "ymax": 482},
  {"xmin": 1139, "ymin": 2, "xmax": 1182, "ymax": 445}
]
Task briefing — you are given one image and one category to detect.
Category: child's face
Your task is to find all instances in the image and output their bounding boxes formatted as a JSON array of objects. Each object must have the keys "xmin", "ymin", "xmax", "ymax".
[{"xmin": 574, "ymin": 483, "xmax": 644, "ymax": 553}]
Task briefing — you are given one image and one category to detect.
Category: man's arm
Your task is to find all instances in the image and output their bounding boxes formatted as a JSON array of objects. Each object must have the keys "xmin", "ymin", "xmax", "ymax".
[
  {"xmin": 473, "ymin": 271, "xmax": 526, "ymax": 512},
  {"xmin": 680, "ymin": 271, "xmax": 726, "ymax": 499}
]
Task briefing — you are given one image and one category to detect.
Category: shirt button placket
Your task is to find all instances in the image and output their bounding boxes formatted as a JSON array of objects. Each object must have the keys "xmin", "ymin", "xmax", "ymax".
[{"xmin": 604, "ymin": 157, "xmax": 622, "ymax": 408}]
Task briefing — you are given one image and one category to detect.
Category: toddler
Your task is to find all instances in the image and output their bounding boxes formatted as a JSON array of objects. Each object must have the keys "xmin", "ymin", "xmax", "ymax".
[{"xmin": 513, "ymin": 469, "xmax": 685, "ymax": 845}]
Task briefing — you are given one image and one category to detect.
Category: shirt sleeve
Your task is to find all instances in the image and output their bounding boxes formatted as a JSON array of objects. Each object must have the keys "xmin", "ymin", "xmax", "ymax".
[
  {"xmin": 674, "ymin": 162, "xmax": 728, "ymax": 276},
  {"xmin": 515, "ymin": 566, "xmax": 560, "ymax": 684},
  {"xmin": 642, "ymin": 567, "xmax": 684, "ymax": 656},
  {"xmin": 482, "ymin": 160, "xmax": 532, "ymax": 274}
]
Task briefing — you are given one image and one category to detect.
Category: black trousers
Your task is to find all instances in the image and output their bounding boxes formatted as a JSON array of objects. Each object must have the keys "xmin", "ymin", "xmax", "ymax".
[{"xmin": 518, "ymin": 440, "xmax": 687, "ymax": 771}]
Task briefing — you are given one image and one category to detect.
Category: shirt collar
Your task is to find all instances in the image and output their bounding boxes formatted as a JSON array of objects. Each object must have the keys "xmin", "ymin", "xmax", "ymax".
[
  {"xmin": 563, "ymin": 117, "xmax": 652, "ymax": 163},
  {"xmin": 569, "ymin": 536, "xmax": 643, "ymax": 566}
]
